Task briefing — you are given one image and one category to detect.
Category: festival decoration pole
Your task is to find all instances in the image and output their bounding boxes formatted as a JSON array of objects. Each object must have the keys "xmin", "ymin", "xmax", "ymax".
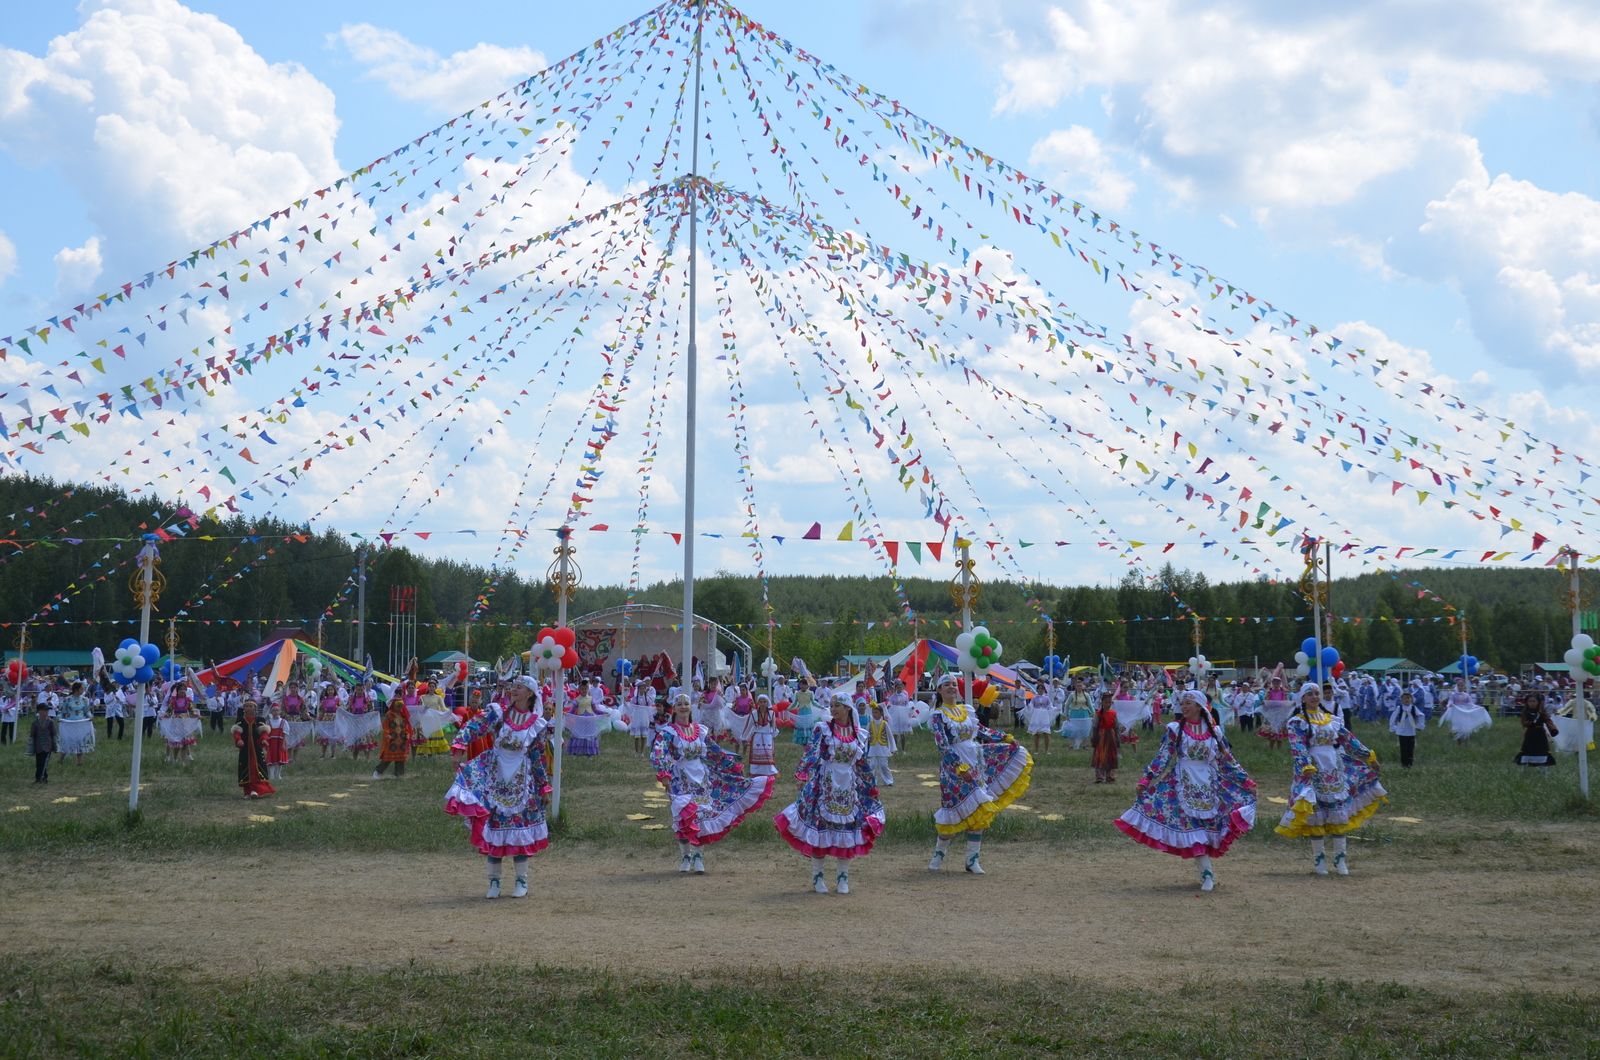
[
  {"xmin": 679, "ymin": 0, "xmax": 706, "ymax": 687},
  {"xmin": 548, "ymin": 527, "xmax": 580, "ymax": 818},
  {"xmin": 1046, "ymin": 618, "xmax": 1056, "ymax": 703},
  {"xmin": 950, "ymin": 538, "xmax": 978, "ymax": 709},
  {"xmin": 1324, "ymin": 540, "xmax": 1336, "ymax": 653},
  {"xmin": 462, "ymin": 621, "xmax": 472, "ymax": 715},
  {"xmin": 356, "ymin": 547, "xmax": 368, "ymax": 666},
  {"xmin": 1310, "ymin": 538, "xmax": 1324, "ymax": 685},
  {"xmin": 1568, "ymin": 547, "xmax": 1590, "ymax": 799},
  {"xmin": 128, "ymin": 535, "xmax": 162, "ymax": 815},
  {"xmin": 15, "ymin": 622, "xmax": 28, "ymax": 696}
]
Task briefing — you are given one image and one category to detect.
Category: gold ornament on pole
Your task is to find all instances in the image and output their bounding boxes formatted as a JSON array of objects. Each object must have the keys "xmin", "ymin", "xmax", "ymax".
[{"xmin": 547, "ymin": 527, "xmax": 580, "ymax": 818}]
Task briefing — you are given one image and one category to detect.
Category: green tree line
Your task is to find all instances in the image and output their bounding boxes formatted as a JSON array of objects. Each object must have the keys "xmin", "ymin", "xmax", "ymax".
[{"xmin": 0, "ymin": 476, "xmax": 1588, "ymax": 673}]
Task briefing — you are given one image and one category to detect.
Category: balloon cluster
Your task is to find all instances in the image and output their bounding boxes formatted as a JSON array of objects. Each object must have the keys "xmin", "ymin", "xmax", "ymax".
[
  {"xmin": 532, "ymin": 627, "xmax": 578, "ymax": 672},
  {"xmin": 615, "ymin": 657, "xmax": 635, "ymax": 678},
  {"xmin": 1040, "ymin": 654, "xmax": 1065, "ymax": 677},
  {"xmin": 110, "ymin": 639, "xmax": 160, "ymax": 685},
  {"xmin": 305, "ymin": 657, "xmax": 324, "ymax": 682},
  {"xmin": 1562, "ymin": 635, "xmax": 1600, "ymax": 682},
  {"xmin": 956, "ymin": 626, "xmax": 1003, "ymax": 674},
  {"xmin": 1295, "ymin": 639, "xmax": 1344, "ymax": 681},
  {"xmin": 1457, "ymin": 654, "xmax": 1480, "ymax": 678},
  {"xmin": 1187, "ymin": 653, "xmax": 1210, "ymax": 675},
  {"xmin": 159, "ymin": 660, "xmax": 184, "ymax": 682},
  {"xmin": 760, "ymin": 657, "xmax": 777, "ymax": 678},
  {"xmin": 5, "ymin": 660, "xmax": 27, "ymax": 685}
]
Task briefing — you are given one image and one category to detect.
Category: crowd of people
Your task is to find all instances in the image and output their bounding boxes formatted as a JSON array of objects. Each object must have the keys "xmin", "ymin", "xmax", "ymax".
[{"xmin": 7, "ymin": 650, "xmax": 1594, "ymax": 897}]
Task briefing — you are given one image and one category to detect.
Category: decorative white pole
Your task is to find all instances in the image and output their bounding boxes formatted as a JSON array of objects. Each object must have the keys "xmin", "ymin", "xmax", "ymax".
[
  {"xmin": 1309, "ymin": 537, "xmax": 1324, "ymax": 685},
  {"xmin": 128, "ymin": 534, "xmax": 161, "ymax": 815},
  {"xmin": 955, "ymin": 538, "xmax": 974, "ymax": 709},
  {"xmin": 549, "ymin": 527, "xmax": 578, "ymax": 818},
  {"xmin": 680, "ymin": 0, "xmax": 706, "ymax": 689},
  {"xmin": 1569, "ymin": 547, "xmax": 1590, "ymax": 799}
]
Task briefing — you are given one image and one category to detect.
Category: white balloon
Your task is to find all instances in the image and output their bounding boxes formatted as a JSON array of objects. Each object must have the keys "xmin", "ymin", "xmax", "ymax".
[
  {"xmin": 1575, "ymin": 634, "xmax": 1595, "ymax": 651},
  {"xmin": 1564, "ymin": 648, "xmax": 1586, "ymax": 669},
  {"xmin": 1295, "ymin": 663, "xmax": 1309, "ymax": 676},
  {"xmin": 1294, "ymin": 651, "xmax": 1308, "ymax": 665}
]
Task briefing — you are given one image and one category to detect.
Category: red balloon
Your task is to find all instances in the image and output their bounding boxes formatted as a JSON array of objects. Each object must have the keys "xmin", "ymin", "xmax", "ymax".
[
  {"xmin": 553, "ymin": 627, "xmax": 576, "ymax": 649},
  {"xmin": 1332, "ymin": 661, "xmax": 1346, "ymax": 677},
  {"xmin": 561, "ymin": 649, "xmax": 579, "ymax": 669},
  {"xmin": 5, "ymin": 660, "xmax": 26, "ymax": 683},
  {"xmin": 535, "ymin": 627, "xmax": 556, "ymax": 644}
]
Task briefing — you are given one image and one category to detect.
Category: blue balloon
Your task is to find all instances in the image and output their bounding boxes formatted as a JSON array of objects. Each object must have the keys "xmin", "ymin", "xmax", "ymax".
[
  {"xmin": 1041, "ymin": 654, "xmax": 1064, "ymax": 676},
  {"xmin": 615, "ymin": 658, "xmax": 634, "ymax": 676},
  {"xmin": 118, "ymin": 637, "xmax": 140, "ymax": 652},
  {"xmin": 140, "ymin": 643, "xmax": 160, "ymax": 664},
  {"xmin": 1320, "ymin": 645, "xmax": 1340, "ymax": 667},
  {"xmin": 1301, "ymin": 637, "xmax": 1319, "ymax": 658}
]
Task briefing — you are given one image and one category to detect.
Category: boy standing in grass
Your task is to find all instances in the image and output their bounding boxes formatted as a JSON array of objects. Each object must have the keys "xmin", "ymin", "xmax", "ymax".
[
  {"xmin": 28, "ymin": 700, "xmax": 57, "ymax": 783},
  {"xmin": 1389, "ymin": 690, "xmax": 1422, "ymax": 769}
]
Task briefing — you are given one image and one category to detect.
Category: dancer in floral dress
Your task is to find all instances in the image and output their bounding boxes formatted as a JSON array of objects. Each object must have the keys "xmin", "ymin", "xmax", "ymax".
[
  {"xmin": 1115, "ymin": 689, "xmax": 1256, "ymax": 891},
  {"xmin": 650, "ymin": 694, "xmax": 774, "ymax": 874},
  {"xmin": 444, "ymin": 679, "xmax": 551, "ymax": 899},
  {"xmin": 927, "ymin": 674, "xmax": 1033, "ymax": 875},
  {"xmin": 1275, "ymin": 682, "xmax": 1386, "ymax": 876},
  {"xmin": 774, "ymin": 698, "xmax": 884, "ymax": 894}
]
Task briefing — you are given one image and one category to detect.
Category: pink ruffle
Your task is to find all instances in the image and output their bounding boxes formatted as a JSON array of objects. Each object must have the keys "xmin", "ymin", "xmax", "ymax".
[
  {"xmin": 676, "ymin": 774, "xmax": 776, "ymax": 847},
  {"xmin": 443, "ymin": 795, "xmax": 485, "ymax": 820},
  {"xmin": 466, "ymin": 817, "xmax": 549, "ymax": 858},
  {"xmin": 1114, "ymin": 806, "xmax": 1252, "ymax": 859},
  {"xmin": 774, "ymin": 812, "xmax": 883, "ymax": 860}
]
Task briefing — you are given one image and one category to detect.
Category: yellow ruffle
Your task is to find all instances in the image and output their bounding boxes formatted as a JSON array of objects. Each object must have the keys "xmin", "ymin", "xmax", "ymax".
[
  {"xmin": 1273, "ymin": 791, "xmax": 1387, "ymax": 839},
  {"xmin": 935, "ymin": 751, "xmax": 1035, "ymax": 836}
]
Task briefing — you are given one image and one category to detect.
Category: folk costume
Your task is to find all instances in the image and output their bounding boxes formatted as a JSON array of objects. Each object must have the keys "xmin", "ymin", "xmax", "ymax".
[
  {"xmin": 775, "ymin": 715, "xmax": 885, "ymax": 894},
  {"xmin": 338, "ymin": 682, "xmax": 381, "ymax": 756},
  {"xmin": 445, "ymin": 690, "xmax": 552, "ymax": 898},
  {"xmin": 1516, "ymin": 697, "xmax": 1560, "ymax": 768},
  {"xmin": 158, "ymin": 681, "xmax": 202, "ymax": 760},
  {"xmin": 232, "ymin": 702, "xmax": 276, "ymax": 799},
  {"xmin": 741, "ymin": 695, "xmax": 779, "ymax": 778},
  {"xmin": 1090, "ymin": 699, "xmax": 1120, "ymax": 783},
  {"xmin": 927, "ymin": 675, "xmax": 1033, "ymax": 875},
  {"xmin": 1275, "ymin": 682, "xmax": 1387, "ymax": 876},
  {"xmin": 650, "ymin": 701, "xmax": 774, "ymax": 873},
  {"xmin": 1115, "ymin": 690, "xmax": 1256, "ymax": 891},
  {"xmin": 56, "ymin": 691, "xmax": 97, "ymax": 758},
  {"xmin": 1438, "ymin": 683, "xmax": 1492, "ymax": 743},
  {"xmin": 373, "ymin": 697, "xmax": 414, "ymax": 778}
]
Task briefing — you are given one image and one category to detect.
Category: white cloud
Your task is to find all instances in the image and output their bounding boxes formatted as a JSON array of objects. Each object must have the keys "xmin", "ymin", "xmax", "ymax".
[
  {"xmin": 331, "ymin": 23, "xmax": 544, "ymax": 115},
  {"xmin": 0, "ymin": 229, "xmax": 14, "ymax": 286},
  {"xmin": 1402, "ymin": 166, "xmax": 1600, "ymax": 377},
  {"xmin": 1026, "ymin": 124, "xmax": 1134, "ymax": 210},
  {"xmin": 52, "ymin": 236, "xmax": 102, "ymax": 298},
  {"xmin": 0, "ymin": 0, "xmax": 341, "ymax": 278}
]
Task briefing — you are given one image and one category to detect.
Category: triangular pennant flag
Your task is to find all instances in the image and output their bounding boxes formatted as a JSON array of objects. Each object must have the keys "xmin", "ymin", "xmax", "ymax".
[
  {"xmin": 884, "ymin": 541, "xmax": 899, "ymax": 565},
  {"xmin": 906, "ymin": 541, "xmax": 923, "ymax": 564},
  {"xmin": 802, "ymin": 522, "xmax": 822, "ymax": 540},
  {"xmin": 837, "ymin": 522, "xmax": 854, "ymax": 541},
  {"xmin": 927, "ymin": 541, "xmax": 943, "ymax": 562}
]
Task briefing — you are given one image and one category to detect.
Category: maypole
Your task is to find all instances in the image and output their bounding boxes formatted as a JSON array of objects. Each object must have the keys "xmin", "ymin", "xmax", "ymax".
[
  {"xmin": 1567, "ymin": 547, "xmax": 1590, "ymax": 799},
  {"xmin": 127, "ymin": 535, "xmax": 163, "ymax": 816},
  {"xmin": 548, "ymin": 527, "xmax": 580, "ymax": 818},
  {"xmin": 950, "ymin": 538, "xmax": 979, "ymax": 709},
  {"xmin": 680, "ymin": 0, "xmax": 707, "ymax": 685}
]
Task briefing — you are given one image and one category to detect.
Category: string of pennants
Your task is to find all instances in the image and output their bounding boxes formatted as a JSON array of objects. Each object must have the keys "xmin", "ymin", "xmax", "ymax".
[{"xmin": 0, "ymin": 0, "xmax": 1594, "ymax": 639}]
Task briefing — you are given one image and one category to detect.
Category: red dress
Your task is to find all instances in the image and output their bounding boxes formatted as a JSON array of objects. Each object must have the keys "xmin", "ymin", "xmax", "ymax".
[{"xmin": 265, "ymin": 718, "xmax": 289, "ymax": 766}]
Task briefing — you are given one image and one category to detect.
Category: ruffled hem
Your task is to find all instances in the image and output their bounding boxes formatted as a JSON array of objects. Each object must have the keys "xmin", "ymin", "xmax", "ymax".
[
  {"xmin": 774, "ymin": 810, "xmax": 884, "ymax": 859},
  {"xmin": 1114, "ymin": 805, "xmax": 1254, "ymax": 858},
  {"xmin": 1274, "ymin": 783, "xmax": 1387, "ymax": 837},
  {"xmin": 240, "ymin": 780, "xmax": 276, "ymax": 797},
  {"xmin": 934, "ymin": 748, "xmax": 1034, "ymax": 836},
  {"xmin": 674, "ymin": 774, "xmax": 776, "ymax": 847},
  {"xmin": 466, "ymin": 817, "xmax": 549, "ymax": 858}
]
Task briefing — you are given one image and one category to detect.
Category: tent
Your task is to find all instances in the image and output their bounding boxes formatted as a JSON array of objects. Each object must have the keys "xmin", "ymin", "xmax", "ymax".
[
  {"xmin": 1356, "ymin": 657, "xmax": 1431, "ymax": 678},
  {"xmin": 421, "ymin": 650, "xmax": 478, "ymax": 666},
  {"xmin": 195, "ymin": 639, "xmax": 397, "ymax": 696}
]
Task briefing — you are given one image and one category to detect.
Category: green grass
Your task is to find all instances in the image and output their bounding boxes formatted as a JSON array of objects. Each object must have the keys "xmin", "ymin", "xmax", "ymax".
[
  {"xmin": 0, "ymin": 957, "xmax": 1594, "ymax": 1058},
  {"xmin": 2, "ymin": 713, "xmax": 1591, "ymax": 858}
]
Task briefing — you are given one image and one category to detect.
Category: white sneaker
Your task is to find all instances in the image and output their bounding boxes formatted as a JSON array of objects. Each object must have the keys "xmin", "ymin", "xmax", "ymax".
[
  {"xmin": 1200, "ymin": 869, "xmax": 1215, "ymax": 893},
  {"xmin": 485, "ymin": 878, "xmax": 501, "ymax": 900},
  {"xmin": 678, "ymin": 854, "xmax": 693, "ymax": 874},
  {"xmin": 836, "ymin": 871, "xmax": 850, "ymax": 895},
  {"xmin": 512, "ymin": 876, "xmax": 528, "ymax": 898},
  {"xmin": 691, "ymin": 852, "xmax": 706, "ymax": 875},
  {"xmin": 1313, "ymin": 852, "xmax": 1329, "ymax": 877},
  {"xmin": 812, "ymin": 871, "xmax": 829, "ymax": 894},
  {"xmin": 928, "ymin": 849, "xmax": 946, "ymax": 872},
  {"xmin": 964, "ymin": 854, "xmax": 985, "ymax": 875},
  {"xmin": 1333, "ymin": 852, "xmax": 1350, "ymax": 877},
  {"xmin": 371, "ymin": 770, "xmax": 383, "ymax": 780}
]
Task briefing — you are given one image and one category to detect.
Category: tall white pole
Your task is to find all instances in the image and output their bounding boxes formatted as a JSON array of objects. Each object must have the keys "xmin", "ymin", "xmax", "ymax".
[
  {"xmin": 1310, "ymin": 537, "xmax": 1324, "ymax": 685},
  {"xmin": 356, "ymin": 547, "xmax": 368, "ymax": 665},
  {"xmin": 959, "ymin": 539, "xmax": 973, "ymax": 710},
  {"xmin": 462, "ymin": 621, "xmax": 472, "ymax": 717},
  {"xmin": 680, "ymin": 0, "xmax": 706, "ymax": 690},
  {"xmin": 128, "ymin": 535, "xmax": 158, "ymax": 815},
  {"xmin": 1570, "ymin": 548, "xmax": 1590, "ymax": 799},
  {"xmin": 551, "ymin": 528, "xmax": 573, "ymax": 819}
]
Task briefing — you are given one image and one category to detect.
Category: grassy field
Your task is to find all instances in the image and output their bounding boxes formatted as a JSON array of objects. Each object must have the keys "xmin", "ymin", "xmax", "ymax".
[
  {"xmin": 4, "ymin": 713, "xmax": 1596, "ymax": 1058},
  {"xmin": 1, "ymin": 957, "xmax": 1596, "ymax": 1058}
]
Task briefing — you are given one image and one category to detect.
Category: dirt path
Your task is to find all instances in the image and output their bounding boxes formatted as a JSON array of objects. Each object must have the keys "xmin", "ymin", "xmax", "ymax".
[{"xmin": 14, "ymin": 837, "xmax": 1598, "ymax": 991}]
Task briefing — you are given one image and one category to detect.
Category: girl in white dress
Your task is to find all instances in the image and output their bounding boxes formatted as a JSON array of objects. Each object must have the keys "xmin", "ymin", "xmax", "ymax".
[
  {"xmin": 1024, "ymin": 684, "xmax": 1059, "ymax": 754},
  {"xmin": 1438, "ymin": 680, "xmax": 1492, "ymax": 744},
  {"xmin": 886, "ymin": 685, "xmax": 916, "ymax": 743},
  {"xmin": 742, "ymin": 694, "xmax": 779, "ymax": 778},
  {"xmin": 650, "ymin": 695, "xmax": 774, "ymax": 873}
]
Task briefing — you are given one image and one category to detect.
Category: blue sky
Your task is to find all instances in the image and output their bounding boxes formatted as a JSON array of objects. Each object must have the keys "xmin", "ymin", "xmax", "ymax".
[{"xmin": 2, "ymin": 0, "xmax": 1598, "ymax": 606}]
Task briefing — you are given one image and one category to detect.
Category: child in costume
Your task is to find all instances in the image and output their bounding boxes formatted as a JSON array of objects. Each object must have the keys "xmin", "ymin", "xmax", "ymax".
[
  {"xmin": 741, "ymin": 694, "xmax": 779, "ymax": 778},
  {"xmin": 1115, "ymin": 688, "xmax": 1256, "ymax": 891},
  {"xmin": 1091, "ymin": 690, "xmax": 1120, "ymax": 783},
  {"xmin": 339, "ymin": 680, "xmax": 381, "ymax": 759},
  {"xmin": 56, "ymin": 681, "xmax": 96, "ymax": 764},
  {"xmin": 865, "ymin": 700, "xmax": 896, "ymax": 786},
  {"xmin": 1439, "ymin": 680, "xmax": 1492, "ymax": 744},
  {"xmin": 1275, "ymin": 682, "xmax": 1386, "ymax": 876},
  {"xmin": 445, "ymin": 679, "xmax": 551, "ymax": 899},
  {"xmin": 280, "ymin": 682, "xmax": 312, "ymax": 760},
  {"xmin": 158, "ymin": 676, "xmax": 202, "ymax": 763},
  {"xmin": 373, "ymin": 694, "xmax": 414, "ymax": 779},
  {"xmin": 264, "ymin": 702, "xmax": 289, "ymax": 782},
  {"xmin": 926, "ymin": 673, "xmax": 1032, "ymax": 875},
  {"xmin": 316, "ymin": 684, "xmax": 341, "ymax": 757},
  {"xmin": 1515, "ymin": 691, "xmax": 1559, "ymax": 769},
  {"xmin": 650, "ymin": 694, "xmax": 774, "ymax": 874},
  {"xmin": 775, "ymin": 698, "xmax": 885, "ymax": 894},
  {"xmin": 1024, "ymin": 683, "xmax": 1058, "ymax": 755},
  {"xmin": 1389, "ymin": 690, "xmax": 1423, "ymax": 769},
  {"xmin": 564, "ymin": 689, "xmax": 605, "ymax": 757},
  {"xmin": 1059, "ymin": 679, "xmax": 1093, "ymax": 750}
]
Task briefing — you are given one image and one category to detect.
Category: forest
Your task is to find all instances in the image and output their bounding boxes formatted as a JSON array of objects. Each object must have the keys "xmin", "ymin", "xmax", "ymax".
[{"xmin": 0, "ymin": 475, "xmax": 1590, "ymax": 674}]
